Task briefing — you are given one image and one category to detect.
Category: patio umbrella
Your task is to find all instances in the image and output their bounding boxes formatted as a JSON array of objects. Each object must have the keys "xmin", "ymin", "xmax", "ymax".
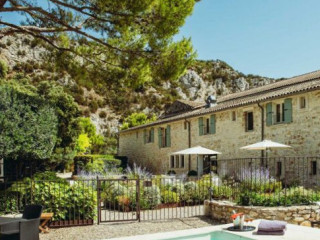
[
  {"xmin": 172, "ymin": 146, "xmax": 221, "ymax": 155},
  {"xmin": 240, "ymin": 139, "xmax": 291, "ymax": 159},
  {"xmin": 172, "ymin": 146, "xmax": 221, "ymax": 177}
]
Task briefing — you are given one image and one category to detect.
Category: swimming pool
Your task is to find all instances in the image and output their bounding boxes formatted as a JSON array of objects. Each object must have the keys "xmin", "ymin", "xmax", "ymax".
[{"xmin": 158, "ymin": 231, "xmax": 253, "ymax": 240}]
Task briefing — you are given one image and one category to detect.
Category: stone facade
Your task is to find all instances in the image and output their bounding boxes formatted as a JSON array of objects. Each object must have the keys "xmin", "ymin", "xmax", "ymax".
[
  {"xmin": 119, "ymin": 89, "xmax": 320, "ymax": 175},
  {"xmin": 204, "ymin": 200, "xmax": 320, "ymax": 227}
]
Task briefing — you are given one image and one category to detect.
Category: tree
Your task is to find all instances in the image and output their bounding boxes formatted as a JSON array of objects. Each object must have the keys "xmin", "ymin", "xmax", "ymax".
[
  {"xmin": 0, "ymin": 0, "xmax": 198, "ymax": 87},
  {"xmin": 78, "ymin": 117, "xmax": 107, "ymax": 154},
  {"xmin": 121, "ymin": 112, "xmax": 156, "ymax": 130},
  {"xmin": 0, "ymin": 81, "xmax": 58, "ymax": 160},
  {"xmin": 0, "ymin": 79, "xmax": 80, "ymax": 169}
]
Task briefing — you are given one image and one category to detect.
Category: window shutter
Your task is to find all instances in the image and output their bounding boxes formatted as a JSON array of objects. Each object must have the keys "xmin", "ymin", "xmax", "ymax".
[
  {"xmin": 284, "ymin": 98, "xmax": 293, "ymax": 123},
  {"xmin": 266, "ymin": 103, "xmax": 273, "ymax": 126},
  {"xmin": 150, "ymin": 128, "xmax": 154, "ymax": 142},
  {"xmin": 143, "ymin": 129, "xmax": 147, "ymax": 144},
  {"xmin": 198, "ymin": 117, "xmax": 204, "ymax": 136},
  {"xmin": 166, "ymin": 125, "xmax": 171, "ymax": 147},
  {"xmin": 210, "ymin": 115, "xmax": 216, "ymax": 134},
  {"xmin": 158, "ymin": 128, "xmax": 162, "ymax": 148}
]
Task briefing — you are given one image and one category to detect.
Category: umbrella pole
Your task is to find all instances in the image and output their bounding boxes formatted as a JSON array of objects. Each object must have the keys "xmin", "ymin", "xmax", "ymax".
[{"xmin": 197, "ymin": 154, "xmax": 199, "ymax": 177}]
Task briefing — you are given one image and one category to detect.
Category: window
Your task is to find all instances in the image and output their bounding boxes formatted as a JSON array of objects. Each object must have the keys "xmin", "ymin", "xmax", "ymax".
[
  {"xmin": 145, "ymin": 128, "xmax": 154, "ymax": 144},
  {"xmin": 204, "ymin": 118, "xmax": 210, "ymax": 134},
  {"xmin": 266, "ymin": 99, "xmax": 293, "ymax": 126},
  {"xmin": 170, "ymin": 156, "xmax": 175, "ymax": 168},
  {"xmin": 175, "ymin": 155, "xmax": 180, "ymax": 168},
  {"xmin": 232, "ymin": 111, "xmax": 236, "ymax": 121},
  {"xmin": 300, "ymin": 97, "xmax": 306, "ymax": 109},
  {"xmin": 275, "ymin": 103, "xmax": 285, "ymax": 123},
  {"xmin": 245, "ymin": 112, "xmax": 254, "ymax": 131},
  {"xmin": 161, "ymin": 128, "xmax": 167, "ymax": 147},
  {"xmin": 159, "ymin": 126, "xmax": 171, "ymax": 148},
  {"xmin": 311, "ymin": 161, "xmax": 317, "ymax": 175},
  {"xmin": 199, "ymin": 115, "xmax": 215, "ymax": 136},
  {"xmin": 276, "ymin": 161, "xmax": 282, "ymax": 177},
  {"xmin": 180, "ymin": 155, "xmax": 185, "ymax": 168}
]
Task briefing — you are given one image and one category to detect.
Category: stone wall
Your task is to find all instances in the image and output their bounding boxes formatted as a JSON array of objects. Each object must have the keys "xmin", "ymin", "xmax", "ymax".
[
  {"xmin": 119, "ymin": 90, "xmax": 320, "ymax": 174},
  {"xmin": 204, "ymin": 200, "xmax": 320, "ymax": 227}
]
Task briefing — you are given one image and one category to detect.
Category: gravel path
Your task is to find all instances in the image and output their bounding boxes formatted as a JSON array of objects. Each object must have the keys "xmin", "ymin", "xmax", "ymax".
[
  {"xmin": 101, "ymin": 205, "xmax": 204, "ymax": 221},
  {"xmin": 40, "ymin": 217, "xmax": 218, "ymax": 240}
]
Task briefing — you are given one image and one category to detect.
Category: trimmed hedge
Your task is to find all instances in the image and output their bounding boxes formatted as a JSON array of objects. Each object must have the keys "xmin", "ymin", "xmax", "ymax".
[{"xmin": 74, "ymin": 154, "xmax": 121, "ymax": 173}]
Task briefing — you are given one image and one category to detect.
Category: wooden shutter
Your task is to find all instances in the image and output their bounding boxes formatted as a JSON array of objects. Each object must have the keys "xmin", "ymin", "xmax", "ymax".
[
  {"xmin": 143, "ymin": 129, "xmax": 147, "ymax": 144},
  {"xmin": 210, "ymin": 115, "xmax": 216, "ymax": 134},
  {"xmin": 158, "ymin": 128, "xmax": 162, "ymax": 148},
  {"xmin": 198, "ymin": 117, "xmax": 204, "ymax": 136},
  {"xmin": 266, "ymin": 103, "xmax": 273, "ymax": 126},
  {"xmin": 166, "ymin": 125, "xmax": 171, "ymax": 147},
  {"xmin": 150, "ymin": 128, "xmax": 154, "ymax": 142},
  {"xmin": 284, "ymin": 98, "xmax": 292, "ymax": 123}
]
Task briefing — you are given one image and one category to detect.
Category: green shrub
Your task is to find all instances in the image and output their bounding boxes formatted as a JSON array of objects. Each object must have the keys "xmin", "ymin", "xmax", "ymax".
[
  {"xmin": 74, "ymin": 154, "xmax": 121, "ymax": 173},
  {"xmin": 7, "ymin": 178, "xmax": 96, "ymax": 221},
  {"xmin": 240, "ymin": 180, "xmax": 282, "ymax": 193},
  {"xmin": 99, "ymin": 111, "xmax": 107, "ymax": 118},
  {"xmin": 161, "ymin": 190, "xmax": 180, "ymax": 204},
  {"xmin": 0, "ymin": 191, "xmax": 20, "ymax": 214},
  {"xmin": 0, "ymin": 59, "xmax": 8, "ymax": 79},
  {"xmin": 237, "ymin": 187, "xmax": 320, "ymax": 206},
  {"xmin": 89, "ymin": 100, "xmax": 98, "ymax": 113},
  {"xmin": 141, "ymin": 186, "xmax": 161, "ymax": 209}
]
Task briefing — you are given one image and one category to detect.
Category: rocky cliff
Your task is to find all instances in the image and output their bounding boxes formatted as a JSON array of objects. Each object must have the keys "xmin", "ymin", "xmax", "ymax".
[{"xmin": 0, "ymin": 35, "xmax": 279, "ymax": 134}]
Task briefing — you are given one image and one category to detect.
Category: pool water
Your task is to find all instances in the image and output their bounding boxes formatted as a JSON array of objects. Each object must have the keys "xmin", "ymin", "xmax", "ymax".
[{"xmin": 159, "ymin": 231, "xmax": 253, "ymax": 240}]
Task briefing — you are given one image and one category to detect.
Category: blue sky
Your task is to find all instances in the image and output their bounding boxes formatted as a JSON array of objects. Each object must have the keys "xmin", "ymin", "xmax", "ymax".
[
  {"xmin": 175, "ymin": 0, "xmax": 320, "ymax": 78},
  {"xmin": 2, "ymin": 0, "xmax": 320, "ymax": 78}
]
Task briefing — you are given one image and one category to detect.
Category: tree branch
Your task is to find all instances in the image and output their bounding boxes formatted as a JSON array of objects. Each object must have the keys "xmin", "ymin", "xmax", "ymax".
[{"xmin": 0, "ymin": 0, "xmax": 8, "ymax": 9}]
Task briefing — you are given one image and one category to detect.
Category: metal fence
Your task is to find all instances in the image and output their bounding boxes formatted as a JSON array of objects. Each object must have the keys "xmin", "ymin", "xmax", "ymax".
[
  {"xmin": 214, "ymin": 157, "xmax": 320, "ymax": 206},
  {"xmin": 0, "ymin": 179, "xmax": 97, "ymax": 227},
  {"xmin": 97, "ymin": 177, "xmax": 208, "ymax": 223},
  {"xmin": 1, "ymin": 157, "xmax": 320, "ymax": 225}
]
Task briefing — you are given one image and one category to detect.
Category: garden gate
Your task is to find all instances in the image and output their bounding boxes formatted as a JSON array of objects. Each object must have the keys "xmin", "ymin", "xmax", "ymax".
[{"xmin": 97, "ymin": 177, "xmax": 210, "ymax": 223}]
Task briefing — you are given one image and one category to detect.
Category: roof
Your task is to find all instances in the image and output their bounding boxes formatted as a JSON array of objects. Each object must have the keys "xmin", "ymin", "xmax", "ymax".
[
  {"xmin": 120, "ymin": 70, "xmax": 320, "ymax": 133},
  {"xmin": 176, "ymin": 99, "xmax": 205, "ymax": 108}
]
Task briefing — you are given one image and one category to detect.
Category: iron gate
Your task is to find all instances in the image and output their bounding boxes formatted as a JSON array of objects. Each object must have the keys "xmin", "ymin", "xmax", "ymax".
[
  {"xmin": 97, "ymin": 178, "xmax": 140, "ymax": 223},
  {"xmin": 97, "ymin": 177, "xmax": 210, "ymax": 223}
]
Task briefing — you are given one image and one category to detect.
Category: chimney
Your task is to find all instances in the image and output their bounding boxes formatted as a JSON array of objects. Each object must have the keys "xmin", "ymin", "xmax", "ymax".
[{"xmin": 206, "ymin": 95, "xmax": 217, "ymax": 108}]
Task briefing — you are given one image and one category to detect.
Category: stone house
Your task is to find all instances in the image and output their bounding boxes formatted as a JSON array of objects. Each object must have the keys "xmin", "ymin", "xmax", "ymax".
[{"xmin": 118, "ymin": 70, "xmax": 320, "ymax": 177}]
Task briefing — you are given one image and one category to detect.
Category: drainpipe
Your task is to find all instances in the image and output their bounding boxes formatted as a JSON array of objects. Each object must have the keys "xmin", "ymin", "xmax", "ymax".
[
  {"xmin": 184, "ymin": 119, "xmax": 191, "ymax": 171},
  {"xmin": 257, "ymin": 103, "xmax": 265, "ymax": 164}
]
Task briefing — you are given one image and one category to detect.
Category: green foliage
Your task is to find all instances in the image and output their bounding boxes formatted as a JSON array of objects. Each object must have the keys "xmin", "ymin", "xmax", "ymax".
[
  {"xmin": 0, "ymin": 81, "xmax": 59, "ymax": 160},
  {"xmin": 237, "ymin": 187, "xmax": 320, "ymax": 207},
  {"xmin": 142, "ymin": 186, "xmax": 161, "ymax": 209},
  {"xmin": 76, "ymin": 134, "xmax": 91, "ymax": 154},
  {"xmin": 161, "ymin": 190, "xmax": 180, "ymax": 204},
  {"xmin": 0, "ymin": 59, "xmax": 8, "ymax": 79},
  {"xmin": 0, "ymin": 80, "xmax": 80, "ymax": 168},
  {"xmin": 121, "ymin": 112, "xmax": 157, "ymax": 130},
  {"xmin": 77, "ymin": 117, "xmax": 112, "ymax": 154},
  {"xmin": 74, "ymin": 154, "xmax": 121, "ymax": 173}
]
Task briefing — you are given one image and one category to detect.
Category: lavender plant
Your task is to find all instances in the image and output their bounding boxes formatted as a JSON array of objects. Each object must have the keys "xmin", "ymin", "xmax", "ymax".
[
  {"xmin": 125, "ymin": 163, "xmax": 152, "ymax": 179},
  {"xmin": 238, "ymin": 167, "xmax": 282, "ymax": 193}
]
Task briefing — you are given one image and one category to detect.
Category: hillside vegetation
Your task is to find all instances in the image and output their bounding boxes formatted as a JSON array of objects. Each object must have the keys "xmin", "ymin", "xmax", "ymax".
[{"xmin": 0, "ymin": 35, "xmax": 279, "ymax": 135}]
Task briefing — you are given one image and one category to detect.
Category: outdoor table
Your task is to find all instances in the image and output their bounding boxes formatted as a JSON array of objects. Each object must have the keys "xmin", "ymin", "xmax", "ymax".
[{"xmin": 39, "ymin": 213, "xmax": 53, "ymax": 233}]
